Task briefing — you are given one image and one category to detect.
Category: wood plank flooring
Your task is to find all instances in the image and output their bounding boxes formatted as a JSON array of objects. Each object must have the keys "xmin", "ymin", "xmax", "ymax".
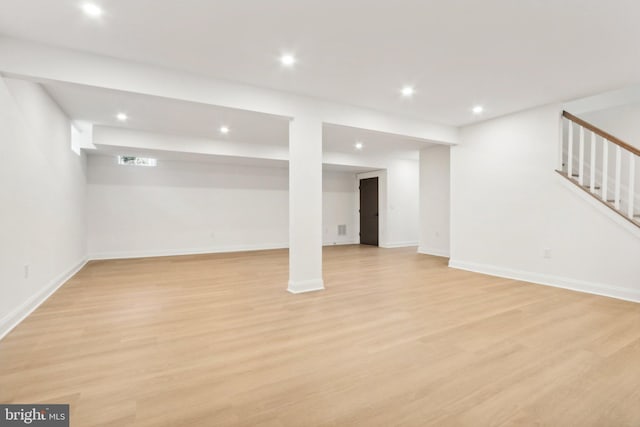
[{"xmin": 1, "ymin": 245, "xmax": 639, "ymax": 426}]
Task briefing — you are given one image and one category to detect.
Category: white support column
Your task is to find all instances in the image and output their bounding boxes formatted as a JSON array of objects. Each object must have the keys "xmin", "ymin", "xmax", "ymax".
[
  {"xmin": 418, "ymin": 146, "xmax": 451, "ymax": 257},
  {"xmin": 590, "ymin": 132, "xmax": 596, "ymax": 193},
  {"xmin": 602, "ymin": 140, "xmax": 608, "ymax": 202},
  {"xmin": 628, "ymin": 151, "xmax": 636, "ymax": 218},
  {"xmin": 288, "ymin": 115, "xmax": 324, "ymax": 293}
]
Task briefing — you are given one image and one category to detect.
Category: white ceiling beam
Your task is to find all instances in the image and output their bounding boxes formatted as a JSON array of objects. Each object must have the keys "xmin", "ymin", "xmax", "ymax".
[
  {"xmin": 92, "ymin": 126, "xmax": 402, "ymax": 169},
  {"xmin": 92, "ymin": 126, "xmax": 289, "ymax": 162},
  {"xmin": 0, "ymin": 36, "xmax": 458, "ymax": 145}
]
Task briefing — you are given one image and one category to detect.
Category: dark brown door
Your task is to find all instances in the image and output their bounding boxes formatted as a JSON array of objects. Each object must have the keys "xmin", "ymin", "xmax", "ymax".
[{"xmin": 359, "ymin": 177, "xmax": 379, "ymax": 246}]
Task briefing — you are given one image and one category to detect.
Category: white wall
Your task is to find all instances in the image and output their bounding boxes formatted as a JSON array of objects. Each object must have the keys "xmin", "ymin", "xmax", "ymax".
[
  {"xmin": 87, "ymin": 155, "xmax": 357, "ymax": 258},
  {"xmin": 0, "ymin": 77, "xmax": 87, "ymax": 337},
  {"xmin": 323, "ymin": 171, "xmax": 358, "ymax": 246},
  {"xmin": 419, "ymin": 146, "xmax": 450, "ymax": 257},
  {"xmin": 579, "ymin": 106, "xmax": 640, "ymax": 210},
  {"xmin": 386, "ymin": 159, "xmax": 420, "ymax": 247},
  {"xmin": 450, "ymin": 104, "xmax": 640, "ymax": 302},
  {"xmin": 581, "ymin": 105, "xmax": 640, "ymax": 149}
]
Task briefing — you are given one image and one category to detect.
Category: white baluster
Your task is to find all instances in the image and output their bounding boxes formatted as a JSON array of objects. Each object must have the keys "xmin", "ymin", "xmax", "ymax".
[
  {"xmin": 579, "ymin": 126, "xmax": 585, "ymax": 185},
  {"xmin": 615, "ymin": 146, "xmax": 621, "ymax": 210},
  {"xmin": 628, "ymin": 152, "xmax": 636, "ymax": 218},
  {"xmin": 601, "ymin": 140, "xmax": 608, "ymax": 202},
  {"xmin": 567, "ymin": 122, "xmax": 573, "ymax": 178},
  {"xmin": 590, "ymin": 132, "xmax": 596, "ymax": 193},
  {"xmin": 558, "ymin": 116, "xmax": 565, "ymax": 171}
]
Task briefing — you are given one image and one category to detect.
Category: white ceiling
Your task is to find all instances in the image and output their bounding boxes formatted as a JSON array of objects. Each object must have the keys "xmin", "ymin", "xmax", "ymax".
[
  {"xmin": 43, "ymin": 81, "xmax": 290, "ymax": 145},
  {"xmin": 322, "ymin": 123, "xmax": 435, "ymax": 158},
  {"xmin": 43, "ymin": 81, "xmax": 435, "ymax": 158},
  {"xmin": 2, "ymin": 1, "xmax": 640, "ymax": 125}
]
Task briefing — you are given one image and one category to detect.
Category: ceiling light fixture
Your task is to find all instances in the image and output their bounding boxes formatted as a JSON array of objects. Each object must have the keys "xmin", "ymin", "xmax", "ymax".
[
  {"xmin": 219, "ymin": 126, "xmax": 230, "ymax": 134},
  {"xmin": 116, "ymin": 112, "xmax": 128, "ymax": 122},
  {"xmin": 280, "ymin": 54, "xmax": 296, "ymax": 66},
  {"xmin": 472, "ymin": 105, "xmax": 484, "ymax": 114},
  {"xmin": 81, "ymin": 3, "xmax": 103, "ymax": 17},
  {"xmin": 401, "ymin": 86, "xmax": 415, "ymax": 97},
  {"xmin": 355, "ymin": 142, "xmax": 364, "ymax": 150}
]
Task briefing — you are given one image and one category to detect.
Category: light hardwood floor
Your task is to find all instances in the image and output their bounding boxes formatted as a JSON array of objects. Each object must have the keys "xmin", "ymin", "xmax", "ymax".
[{"xmin": 1, "ymin": 245, "xmax": 639, "ymax": 426}]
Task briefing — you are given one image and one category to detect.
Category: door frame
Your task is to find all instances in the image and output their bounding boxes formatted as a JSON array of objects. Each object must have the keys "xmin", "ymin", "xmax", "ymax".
[{"xmin": 354, "ymin": 169, "xmax": 387, "ymax": 246}]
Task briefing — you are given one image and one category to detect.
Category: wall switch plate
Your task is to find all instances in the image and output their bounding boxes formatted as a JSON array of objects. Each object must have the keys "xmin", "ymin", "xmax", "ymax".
[
  {"xmin": 543, "ymin": 248, "xmax": 552, "ymax": 259},
  {"xmin": 24, "ymin": 265, "xmax": 29, "ymax": 279}
]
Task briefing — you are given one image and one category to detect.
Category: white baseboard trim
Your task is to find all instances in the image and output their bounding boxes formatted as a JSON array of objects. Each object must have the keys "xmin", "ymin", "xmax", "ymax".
[
  {"xmin": 89, "ymin": 243, "xmax": 290, "ymax": 260},
  {"xmin": 90, "ymin": 241, "xmax": 362, "ymax": 261},
  {"xmin": 449, "ymin": 259, "xmax": 640, "ymax": 303},
  {"xmin": 0, "ymin": 257, "xmax": 88, "ymax": 341},
  {"xmin": 323, "ymin": 240, "xmax": 359, "ymax": 246},
  {"xmin": 418, "ymin": 246, "xmax": 450, "ymax": 258},
  {"xmin": 380, "ymin": 241, "xmax": 419, "ymax": 249},
  {"xmin": 287, "ymin": 278, "xmax": 325, "ymax": 294}
]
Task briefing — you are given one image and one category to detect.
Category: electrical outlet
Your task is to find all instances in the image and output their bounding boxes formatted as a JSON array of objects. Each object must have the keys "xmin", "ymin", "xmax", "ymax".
[
  {"xmin": 24, "ymin": 265, "xmax": 29, "ymax": 279},
  {"xmin": 543, "ymin": 248, "xmax": 552, "ymax": 259}
]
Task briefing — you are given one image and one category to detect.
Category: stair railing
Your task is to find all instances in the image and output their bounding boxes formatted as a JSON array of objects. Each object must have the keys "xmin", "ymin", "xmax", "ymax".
[{"xmin": 559, "ymin": 111, "xmax": 639, "ymax": 226}]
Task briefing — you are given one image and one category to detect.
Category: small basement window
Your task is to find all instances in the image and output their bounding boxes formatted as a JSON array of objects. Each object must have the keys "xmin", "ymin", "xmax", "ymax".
[{"xmin": 117, "ymin": 156, "xmax": 157, "ymax": 167}]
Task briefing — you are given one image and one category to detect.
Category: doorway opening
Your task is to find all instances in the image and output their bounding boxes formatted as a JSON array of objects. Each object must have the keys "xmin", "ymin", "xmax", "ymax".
[{"xmin": 359, "ymin": 177, "xmax": 379, "ymax": 246}]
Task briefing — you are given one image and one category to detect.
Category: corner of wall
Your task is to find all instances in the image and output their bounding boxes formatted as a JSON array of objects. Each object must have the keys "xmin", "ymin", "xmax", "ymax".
[{"xmin": 0, "ymin": 258, "xmax": 88, "ymax": 341}]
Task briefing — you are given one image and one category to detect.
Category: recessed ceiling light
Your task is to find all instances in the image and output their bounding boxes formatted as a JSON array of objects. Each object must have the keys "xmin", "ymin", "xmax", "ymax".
[
  {"xmin": 472, "ymin": 105, "xmax": 484, "ymax": 114},
  {"xmin": 401, "ymin": 86, "xmax": 414, "ymax": 97},
  {"xmin": 280, "ymin": 54, "xmax": 296, "ymax": 66},
  {"xmin": 81, "ymin": 3, "xmax": 103, "ymax": 17},
  {"xmin": 116, "ymin": 113, "xmax": 128, "ymax": 121},
  {"xmin": 355, "ymin": 142, "xmax": 364, "ymax": 150},
  {"xmin": 220, "ymin": 126, "xmax": 230, "ymax": 134}
]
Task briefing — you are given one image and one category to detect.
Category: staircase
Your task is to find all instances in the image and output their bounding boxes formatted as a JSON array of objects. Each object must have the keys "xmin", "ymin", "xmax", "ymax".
[{"xmin": 558, "ymin": 111, "xmax": 640, "ymax": 228}]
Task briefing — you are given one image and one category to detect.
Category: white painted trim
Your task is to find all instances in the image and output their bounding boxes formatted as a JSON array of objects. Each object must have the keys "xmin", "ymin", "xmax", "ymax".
[
  {"xmin": 418, "ymin": 246, "xmax": 450, "ymax": 257},
  {"xmin": 0, "ymin": 258, "xmax": 88, "ymax": 341},
  {"xmin": 287, "ymin": 278, "xmax": 325, "ymax": 294},
  {"xmin": 322, "ymin": 240, "xmax": 359, "ymax": 247},
  {"xmin": 448, "ymin": 259, "xmax": 640, "ymax": 303},
  {"xmin": 380, "ymin": 241, "xmax": 418, "ymax": 249},
  {"xmin": 89, "ymin": 243, "xmax": 290, "ymax": 261},
  {"xmin": 91, "ymin": 241, "xmax": 362, "ymax": 261}
]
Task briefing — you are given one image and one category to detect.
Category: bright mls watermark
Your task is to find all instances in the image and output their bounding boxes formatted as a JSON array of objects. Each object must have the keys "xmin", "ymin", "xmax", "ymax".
[{"xmin": 0, "ymin": 405, "xmax": 69, "ymax": 426}]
